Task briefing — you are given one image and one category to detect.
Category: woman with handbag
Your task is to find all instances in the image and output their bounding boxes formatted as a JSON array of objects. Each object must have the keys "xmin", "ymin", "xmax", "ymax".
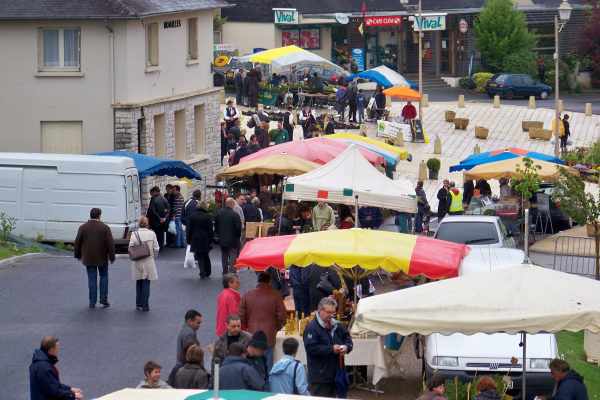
[{"xmin": 129, "ymin": 216, "xmax": 160, "ymax": 312}]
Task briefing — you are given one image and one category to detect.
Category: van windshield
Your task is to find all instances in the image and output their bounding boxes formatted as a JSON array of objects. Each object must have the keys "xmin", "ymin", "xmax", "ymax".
[{"xmin": 436, "ymin": 222, "xmax": 499, "ymax": 245}]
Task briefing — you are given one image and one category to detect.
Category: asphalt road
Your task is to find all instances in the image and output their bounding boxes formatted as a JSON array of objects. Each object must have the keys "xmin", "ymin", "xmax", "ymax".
[
  {"xmin": 0, "ymin": 248, "xmax": 258, "ymax": 400},
  {"xmin": 425, "ymin": 87, "xmax": 600, "ymax": 114}
]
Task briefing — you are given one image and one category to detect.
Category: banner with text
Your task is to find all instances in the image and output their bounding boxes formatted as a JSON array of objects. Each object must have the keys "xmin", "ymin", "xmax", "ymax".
[
  {"xmin": 412, "ymin": 14, "xmax": 446, "ymax": 31},
  {"xmin": 274, "ymin": 8, "xmax": 299, "ymax": 24}
]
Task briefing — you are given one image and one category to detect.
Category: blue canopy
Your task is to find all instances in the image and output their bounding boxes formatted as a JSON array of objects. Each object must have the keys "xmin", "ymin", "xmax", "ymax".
[
  {"xmin": 96, "ymin": 151, "xmax": 202, "ymax": 180},
  {"xmin": 450, "ymin": 147, "xmax": 564, "ymax": 172},
  {"xmin": 349, "ymin": 65, "xmax": 418, "ymax": 89}
]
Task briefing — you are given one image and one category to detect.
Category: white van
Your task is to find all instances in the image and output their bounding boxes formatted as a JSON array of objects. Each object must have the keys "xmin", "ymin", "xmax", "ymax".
[
  {"xmin": 0, "ymin": 153, "xmax": 141, "ymax": 244},
  {"xmin": 422, "ymin": 248, "xmax": 557, "ymax": 397}
]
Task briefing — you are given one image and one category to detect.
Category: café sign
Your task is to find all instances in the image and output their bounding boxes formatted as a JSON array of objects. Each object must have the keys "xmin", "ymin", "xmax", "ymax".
[
  {"xmin": 365, "ymin": 15, "xmax": 402, "ymax": 27},
  {"xmin": 273, "ymin": 8, "xmax": 299, "ymax": 24},
  {"xmin": 412, "ymin": 14, "xmax": 446, "ymax": 31}
]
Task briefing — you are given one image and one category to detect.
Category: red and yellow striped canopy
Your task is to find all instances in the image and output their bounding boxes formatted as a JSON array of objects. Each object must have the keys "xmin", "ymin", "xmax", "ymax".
[{"xmin": 235, "ymin": 228, "xmax": 469, "ymax": 279}]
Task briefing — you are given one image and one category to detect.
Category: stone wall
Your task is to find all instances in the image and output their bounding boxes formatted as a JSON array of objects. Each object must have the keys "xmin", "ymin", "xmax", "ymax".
[{"xmin": 114, "ymin": 88, "xmax": 224, "ymax": 211}]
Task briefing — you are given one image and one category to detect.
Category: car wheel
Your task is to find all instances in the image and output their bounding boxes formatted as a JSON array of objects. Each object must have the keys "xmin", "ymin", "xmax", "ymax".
[
  {"xmin": 540, "ymin": 91, "xmax": 549, "ymax": 100},
  {"xmin": 504, "ymin": 90, "xmax": 514, "ymax": 100}
]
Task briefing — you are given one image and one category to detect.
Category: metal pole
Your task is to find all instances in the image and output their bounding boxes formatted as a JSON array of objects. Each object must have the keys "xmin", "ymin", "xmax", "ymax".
[
  {"xmin": 354, "ymin": 195, "xmax": 359, "ymax": 228},
  {"xmin": 524, "ymin": 208, "xmax": 530, "ymax": 263},
  {"xmin": 554, "ymin": 15, "xmax": 560, "ymax": 157},
  {"xmin": 278, "ymin": 177, "xmax": 287, "ymax": 235},
  {"xmin": 521, "ymin": 332, "xmax": 527, "ymax": 400},
  {"xmin": 418, "ymin": 0, "xmax": 423, "ymax": 122}
]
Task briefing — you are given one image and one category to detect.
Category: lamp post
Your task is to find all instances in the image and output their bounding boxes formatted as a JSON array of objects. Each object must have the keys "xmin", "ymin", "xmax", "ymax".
[
  {"xmin": 402, "ymin": 0, "xmax": 423, "ymax": 121},
  {"xmin": 553, "ymin": 0, "xmax": 572, "ymax": 157}
]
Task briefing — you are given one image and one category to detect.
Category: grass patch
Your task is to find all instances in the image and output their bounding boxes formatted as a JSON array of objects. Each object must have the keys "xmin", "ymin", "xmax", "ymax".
[
  {"xmin": 0, "ymin": 241, "xmax": 41, "ymax": 260},
  {"xmin": 557, "ymin": 331, "xmax": 600, "ymax": 399}
]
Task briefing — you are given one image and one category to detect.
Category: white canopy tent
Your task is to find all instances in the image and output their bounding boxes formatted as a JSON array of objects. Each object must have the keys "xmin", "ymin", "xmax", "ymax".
[
  {"xmin": 352, "ymin": 264, "xmax": 600, "ymax": 398},
  {"xmin": 237, "ymin": 45, "xmax": 346, "ymax": 75},
  {"xmin": 283, "ymin": 145, "xmax": 417, "ymax": 213}
]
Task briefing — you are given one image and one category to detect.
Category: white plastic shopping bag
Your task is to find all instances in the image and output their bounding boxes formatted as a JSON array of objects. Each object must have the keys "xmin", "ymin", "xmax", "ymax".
[
  {"xmin": 184, "ymin": 245, "xmax": 197, "ymax": 269},
  {"xmin": 168, "ymin": 220, "xmax": 177, "ymax": 235}
]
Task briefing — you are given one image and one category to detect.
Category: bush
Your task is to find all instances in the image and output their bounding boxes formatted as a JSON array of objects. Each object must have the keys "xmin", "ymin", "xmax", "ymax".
[
  {"xmin": 584, "ymin": 140, "xmax": 600, "ymax": 165},
  {"xmin": 426, "ymin": 158, "xmax": 441, "ymax": 172},
  {"xmin": 503, "ymin": 50, "xmax": 537, "ymax": 76},
  {"xmin": 459, "ymin": 77, "xmax": 476, "ymax": 90},
  {"xmin": 0, "ymin": 212, "xmax": 16, "ymax": 242},
  {"xmin": 472, "ymin": 72, "xmax": 494, "ymax": 92}
]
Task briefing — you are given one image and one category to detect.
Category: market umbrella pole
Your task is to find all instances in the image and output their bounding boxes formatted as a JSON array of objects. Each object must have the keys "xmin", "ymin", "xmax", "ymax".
[
  {"xmin": 521, "ymin": 332, "xmax": 527, "ymax": 400},
  {"xmin": 278, "ymin": 177, "xmax": 287, "ymax": 235},
  {"xmin": 354, "ymin": 195, "xmax": 359, "ymax": 228}
]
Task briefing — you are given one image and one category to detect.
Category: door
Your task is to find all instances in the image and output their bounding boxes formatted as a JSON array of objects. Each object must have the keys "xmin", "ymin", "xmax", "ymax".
[
  {"xmin": 440, "ymin": 30, "xmax": 450, "ymax": 74},
  {"xmin": 520, "ymin": 75, "xmax": 537, "ymax": 97},
  {"xmin": 125, "ymin": 172, "xmax": 141, "ymax": 225}
]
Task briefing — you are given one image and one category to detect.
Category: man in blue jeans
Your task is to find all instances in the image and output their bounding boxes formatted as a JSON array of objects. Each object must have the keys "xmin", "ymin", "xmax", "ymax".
[{"xmin": 74, "ymin": 208, "xmax": 116, "ymax": 308}]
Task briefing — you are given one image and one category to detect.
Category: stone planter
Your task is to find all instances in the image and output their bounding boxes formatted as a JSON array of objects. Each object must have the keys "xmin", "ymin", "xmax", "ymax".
[
  {"xmin": 529, "ymin": 127, "xmax": 552, "ymax": 140},
  {"xmin": 428, "ymin": 169, "xmax": 439, "ymax": 180},
  {"xmin": 522, "ymin": 121, "xmax": 544, "ymax": 132},
  {"xmin": 586, "ymin": 223, "xmax": 600, "ymax": 237},
  {"xmin": 475, "ymin": 126, "xmax": 489, "ymax": 139},
  {"xmin": 445, "ymin": 110, "xmax": 456, "ymax": 122},
  {"xmin": 584, "ymin": 330, "xmax": 600, "ymax": 363},
  {"xmin": 454, "ymin": 118, "xmax": 469, "ymax": 130}
]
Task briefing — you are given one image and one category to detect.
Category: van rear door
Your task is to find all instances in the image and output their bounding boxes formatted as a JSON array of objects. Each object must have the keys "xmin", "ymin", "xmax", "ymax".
[{"xmin": 125, "ymin": 171, "xmax": 141, "ymax": 225}]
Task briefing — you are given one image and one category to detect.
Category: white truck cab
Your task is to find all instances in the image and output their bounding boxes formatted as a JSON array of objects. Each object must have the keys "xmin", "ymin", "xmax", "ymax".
[{"xmin": 423, "ymin": 248, "xmax": 557, "ymax": 398}]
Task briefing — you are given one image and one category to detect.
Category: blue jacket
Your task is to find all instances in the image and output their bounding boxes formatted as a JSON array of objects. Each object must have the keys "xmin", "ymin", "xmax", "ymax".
[
  {"xmin": 552, "ymin": 371, "xmax": 588, "ymax": 400},
  {"xmin": 218, "ymin": 356, "xmax": 265, "ymax": 391},
  {"xmin": 268, "ymin": 355, "xmax": 309, "ymax": 395},
  {"xmin": 288, "ymin": 266, "xmax": 310, "ymax": 288},
  {"xmin": 29, "ymin": 349, "xmax": 74, "ymax": 400},
  {"xmin": 303, "ymin": 316, "xmax": 353, "ymax": 384}
]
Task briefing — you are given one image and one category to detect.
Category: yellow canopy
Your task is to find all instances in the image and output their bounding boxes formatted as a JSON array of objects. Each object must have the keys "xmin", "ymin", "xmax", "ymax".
[
  {"xmin": 217, "ymin": 154, "xmax": 320, "ymax": 179},
  {"xmin": 247, "ymin": 45, "xmax": 304, "ymax": 64},
  {"xmin": 328, "ymin": 132, "xmax": 410, "ymax": 160},
  {"xmin": 463, "ymin": 157, "xmax": 578, "ymax": 181}
]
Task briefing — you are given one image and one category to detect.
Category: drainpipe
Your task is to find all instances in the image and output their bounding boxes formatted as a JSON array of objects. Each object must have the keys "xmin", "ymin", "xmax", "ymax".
[{"xmin": 105, "ymin": 21, "xmax": 116, "ymax": 104}]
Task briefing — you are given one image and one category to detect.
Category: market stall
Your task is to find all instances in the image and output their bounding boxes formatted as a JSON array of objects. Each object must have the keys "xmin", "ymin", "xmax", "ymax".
[
  {"xmin": 327, "ymin": 132, "xmax": 410, "ymax": 167},
  {"xmin": 450, "ymin": 147, "xmax": 564, "ymax": 172},
  {"xmin": 349, "ymin": 65, "xmax": 417, "ymax": 89},
  {"xmin": 218, "ymin": 154, "xmax": 319, "ymax": 179},
  {"xmin": 283, "ymin": 146, "xmax": 415, "ymax": 213},
  {"xmin": 463, "ymin": 157, "xmax": 578, "ymax": 181},
  {"xmin": 352, "ymin": 264, "xmax": 600, "ymax": 399}
]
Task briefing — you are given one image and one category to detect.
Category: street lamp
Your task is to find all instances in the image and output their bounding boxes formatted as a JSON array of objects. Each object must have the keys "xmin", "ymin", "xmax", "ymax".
[
  {"xmin": 553, "ymin": 0, "xmax": 572, "ymax": 157},
  {"xmin": 401, "ymin": 0, "xmax": 423, "ymax": 122}
]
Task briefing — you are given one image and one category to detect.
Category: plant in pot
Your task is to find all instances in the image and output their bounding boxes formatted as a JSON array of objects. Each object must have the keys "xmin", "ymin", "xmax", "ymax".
[
  {"xmin": 426, "ymin": 158, "xmax": 441, "ymax": 180},
  {"xmin": 511, "ymin": 157, "xmax": 541, "ymax": 213},
  {"xmin": 553, "ymin": 168, "xmax": 600, "ymax": 280}
]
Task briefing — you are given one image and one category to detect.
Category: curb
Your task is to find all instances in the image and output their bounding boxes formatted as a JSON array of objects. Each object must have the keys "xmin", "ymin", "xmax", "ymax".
[{"xmin": 0, "ymin": 252, "xmax": 64, "ymax": 268}]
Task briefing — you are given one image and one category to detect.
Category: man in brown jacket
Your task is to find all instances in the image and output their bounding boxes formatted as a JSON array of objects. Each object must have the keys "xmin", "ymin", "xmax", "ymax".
[
  {"xmin": 74, "ymin": 208, "xmax": 116, "ymax": 309},
  {"xmin": 239, "ymin": 272, "xmax": 286, "ymax": 371}
]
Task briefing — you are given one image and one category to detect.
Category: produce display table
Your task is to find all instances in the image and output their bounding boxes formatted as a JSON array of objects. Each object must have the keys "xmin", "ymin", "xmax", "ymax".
[{"xmin": 273, "ymin": 331, "xmax": 388, "ymax": 385}]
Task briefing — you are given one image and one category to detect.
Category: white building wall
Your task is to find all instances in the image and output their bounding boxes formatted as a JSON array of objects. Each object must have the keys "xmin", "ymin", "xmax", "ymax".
[
  {"xmin": 0, "ymin": 21, "xmax": 113, "ymax": 153},
  {"xmin": 221, "ymin": 22, "xmax": 276, "ymax": 55}
]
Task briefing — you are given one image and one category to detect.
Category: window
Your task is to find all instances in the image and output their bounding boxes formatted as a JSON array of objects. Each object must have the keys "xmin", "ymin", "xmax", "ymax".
[
  {"xmin": 154, "ymin": 114, "xmax": 166, "ymax": 157},
  {"xmin": 41, "ymin": 121, "xmax": 83, "ymax": 154},
  {"xmin": 194, "ymin": 105, "xmax": 206, "ymax": 154},
  {"xmin": 435, "ymin": 222, "xmax": 499, "ymax": 245},
  {"xmin": 188, "ymin": 18, "xmax": 198, "ymax": 60},
  {"xmin": 39, "ymin": 28, "xmax": 81, "ymax": 71},
  {"xmin": 146, "ymin": 23, "xmax": 159, "ymax": 67},
  {"xmin": 127, "ymin": 176, "xmax": 134, "ymax": 203},
  {"xmin": 132, "ymin": 175, "xmax": 140, "ymax": 202},
  {"xmin": 174, "ymin": 110, "xmax": 187, "ymax": 160}
]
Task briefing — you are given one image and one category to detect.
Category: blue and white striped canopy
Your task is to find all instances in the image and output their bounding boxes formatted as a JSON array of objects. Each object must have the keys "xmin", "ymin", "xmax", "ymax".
[{"xmin": 350, "ymin": 65, "xmax": 417, "ymax": 89}]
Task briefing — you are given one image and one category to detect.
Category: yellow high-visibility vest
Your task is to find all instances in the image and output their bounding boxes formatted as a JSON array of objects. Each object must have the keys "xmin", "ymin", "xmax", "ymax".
[
  {"xmin": 552, "ymin": 118, "xmax": 565, "ymax": 137},
  {"xmin": 449, "ymin": 190, "xmax": 464, "ymax": 212}
]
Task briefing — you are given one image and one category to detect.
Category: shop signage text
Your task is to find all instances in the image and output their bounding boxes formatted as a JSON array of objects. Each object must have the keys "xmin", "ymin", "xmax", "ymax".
[
  {"xmin": 365, "ymin": 16, "xmax": 402, "ymax": 27},
  {"xmin": 352, "ymin": 48, "xmax": 365, "ymax": 72},
  {"xmin": 273, "ymin": 8, "xmax": 299, "ymax": 24},
  {"xmin": 413, "ymin": 14, "xmax": 446, "ymax": 31}
]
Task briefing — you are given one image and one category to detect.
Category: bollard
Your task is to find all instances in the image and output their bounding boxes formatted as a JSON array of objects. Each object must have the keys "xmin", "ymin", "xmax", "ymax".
[
  {"xmin": 585, "ymin": 103, "xmax": 593, "ymax": 117},
  {"xmin": 558, "ymin": 100, "xmax": 564, "ymax": 113},
  {"xmin": 493, "ymin": 95, "xmax": 500, "ymax": 108},
  {"xmin": 434, "ymin": 136, "xmax": 442, "ymax": 154},
  {"xmin": 418, "ymin": 160, "xmax": 428, "ymax": 181},
  {"xmin": 422, "ymin": 93, "xmax": 429, "ymax": 107},
  {"xmin": 528, "ymin": 96, "xmax": 536, "ymax": 109},
  {"xmin": 473, "ymin": 144, "xmax": 481, "ymax": 154},
  {"xmin": 458, "ymin": 94, "xmax": 465, "ymax": 108}
]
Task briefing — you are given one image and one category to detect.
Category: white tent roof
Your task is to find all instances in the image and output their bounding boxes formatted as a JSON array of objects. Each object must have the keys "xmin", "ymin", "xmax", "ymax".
[
  {"xmin": 352, "ymin": 264, "xmax": 600, "ymax": 336},
  {"xmin": 238, "ymin": 47, "xmax": 344, "ymax": 73},
  {"xmin": 283, "ymin": 145, "xmax": 417, "ymax": 213}
]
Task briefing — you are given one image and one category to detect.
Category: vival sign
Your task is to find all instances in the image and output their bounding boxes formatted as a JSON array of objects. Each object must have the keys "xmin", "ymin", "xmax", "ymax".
[
  {"xmin": 412, "ymin": 14, "xmax": 446, "ymax": 31},
  {"xmin": 273, "ymin": 8, "xmax": 299, "ymax": 24}
]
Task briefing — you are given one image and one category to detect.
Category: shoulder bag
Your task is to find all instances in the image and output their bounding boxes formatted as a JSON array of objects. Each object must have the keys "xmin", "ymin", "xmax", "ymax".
[{"xmin": 128, "ymin": 231, "xmax": 151, "ymax": 261}]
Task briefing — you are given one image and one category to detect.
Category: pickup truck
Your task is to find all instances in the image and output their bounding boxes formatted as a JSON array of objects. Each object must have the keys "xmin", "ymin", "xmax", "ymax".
[
  {"xmin": 434, "ymin": 215, "xmax": 516, "ymax": 248},
  {"xmin": 422, "ymin": 248, "xmax": 557, "ymax": 398}
]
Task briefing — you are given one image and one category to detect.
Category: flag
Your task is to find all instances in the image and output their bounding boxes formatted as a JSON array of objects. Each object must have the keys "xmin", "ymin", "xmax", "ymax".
[{"xmin": 317, "ymin": 190, "xmax": 329, "ymax": 199}]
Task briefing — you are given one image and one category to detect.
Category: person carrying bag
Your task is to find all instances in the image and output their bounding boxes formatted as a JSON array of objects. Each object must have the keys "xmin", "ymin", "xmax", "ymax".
[{"xmin": 129, "ymin": 217, "xmax": 160, "ymax": 311}]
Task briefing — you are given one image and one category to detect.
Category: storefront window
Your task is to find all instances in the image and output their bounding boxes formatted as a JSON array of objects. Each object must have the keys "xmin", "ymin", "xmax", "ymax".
[{"xmin": 282, "ymin": 28, "xmax": 320, "ymax": 50}]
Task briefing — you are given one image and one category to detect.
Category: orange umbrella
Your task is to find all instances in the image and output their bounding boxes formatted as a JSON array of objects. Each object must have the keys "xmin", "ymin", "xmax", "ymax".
[{"xmin": 383, "ymin": 86, "xmax": 421, "ymax": 101}]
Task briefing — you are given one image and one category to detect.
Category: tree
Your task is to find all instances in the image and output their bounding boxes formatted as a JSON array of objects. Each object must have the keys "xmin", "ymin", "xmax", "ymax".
[
  {"xmin": 511, "ymin": 157, "xmax": 542, "ymax": 212},
  {"xmin": 579, "ymin": 0, "xmax": 600, "ymax": 87},
  {"xmin": 474, "ymin": 0, "xmax": 537, "ymax": 73},
  {"xmin": 553, "ymin": 168, "xmax": 600, "ymax": 280}
]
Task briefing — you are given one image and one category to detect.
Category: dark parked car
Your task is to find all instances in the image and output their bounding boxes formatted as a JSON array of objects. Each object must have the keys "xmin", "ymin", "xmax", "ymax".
[{"xmin": 486, "ymin": 73, "xmax": 552, "ymax": 100}]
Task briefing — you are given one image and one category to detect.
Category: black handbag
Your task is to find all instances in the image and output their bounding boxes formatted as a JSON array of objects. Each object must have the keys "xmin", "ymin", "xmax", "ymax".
[
  {"xmin": 128, "ymin": 231, "xmax": 151, "ymax": 261},
  {"xmin": 316, "ymin": 272, "xmax": 335, "ymax": 295}
]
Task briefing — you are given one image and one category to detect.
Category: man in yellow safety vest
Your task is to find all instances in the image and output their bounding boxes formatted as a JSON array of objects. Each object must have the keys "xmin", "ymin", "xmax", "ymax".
[{"xmin": 448, "ymin": 183, "xmax": 464, "ymax": 215}]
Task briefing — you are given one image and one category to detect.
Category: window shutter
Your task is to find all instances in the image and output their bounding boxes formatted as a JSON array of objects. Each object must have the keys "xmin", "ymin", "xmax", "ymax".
[{"xmin": 188, "ymin": 19, "xmax": 198, "ymax": 60}]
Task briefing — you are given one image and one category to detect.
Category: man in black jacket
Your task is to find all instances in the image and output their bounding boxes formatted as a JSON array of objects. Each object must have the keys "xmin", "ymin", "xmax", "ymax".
[
  {"xmin": 74, "ymin": 208, "xmax": 115, "ymax": 309},
  {"xmin": 30, "ymin": 336, "xmax": 82, "ymax": 400},
  {"xmin": 186, "ymin": 202, "xmax": 214, "ymax": 279},
  {"xmin": 436, "ymin": 180, "xmax": 450, "ymax": 221},
  {"xmin": 215, "ymin": 198, "xmax": 242, "ymax": 274},
  {"xmin": 182, "ymin": 190, "xmax": 202, "ymax": 227},
  {"xmin": 146, "ymin": 186, "xmax": 170, "ymax": 249},
  {"xmin": 303, "ymin": 297, "xmax": 353, "ymax": 397}
]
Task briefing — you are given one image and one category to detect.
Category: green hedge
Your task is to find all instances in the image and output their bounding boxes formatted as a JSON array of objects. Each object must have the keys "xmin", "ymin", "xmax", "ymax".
[{"xmin": 473, "ymin": 72, "xmax": 494, "ymax": 92}]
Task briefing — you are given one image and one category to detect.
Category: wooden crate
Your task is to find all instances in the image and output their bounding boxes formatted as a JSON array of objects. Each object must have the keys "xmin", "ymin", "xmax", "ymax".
[
  {"xmin": 445, "ymin": 110, "xmax": 456, "ymax": 122},
  {"xmin": 522, "ymin": 120, "xmax": 544, "ymax": 132},
  {"xmin": 475, "ymin": 126, "xmax": 489, "ymax": 139},
  {"xmin": 454, "ymin": 118, "xmax": 469, "ymax": 130}
]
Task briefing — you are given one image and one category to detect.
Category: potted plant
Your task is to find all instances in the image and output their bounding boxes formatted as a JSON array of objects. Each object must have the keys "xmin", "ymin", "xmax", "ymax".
[
  {"xmin": 511, "ymin": 157, "xmax": 541, "ymax": 212},
  {"xmin": 553, "ymin": 168, "xmax": 600, "ymax": 280},
  {"xmin": 426, "ymin": 158, "xmax": 441, "ymax": 180}
]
